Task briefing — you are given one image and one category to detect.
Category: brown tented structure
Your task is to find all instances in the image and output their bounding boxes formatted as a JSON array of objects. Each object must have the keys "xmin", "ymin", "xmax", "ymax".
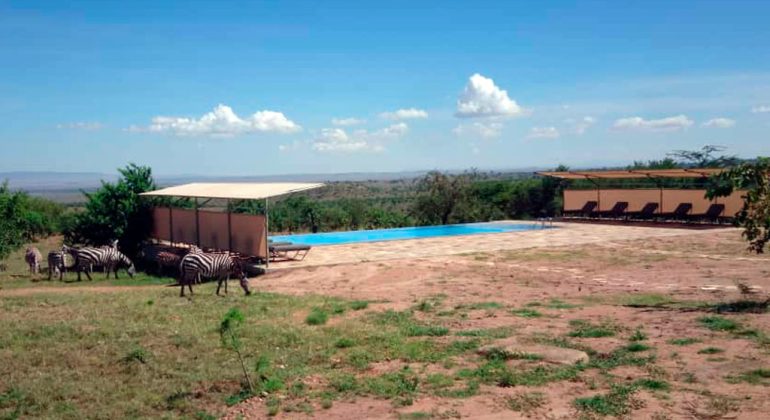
[
  {"xmin": 140, "ymin": 182, "xmax": 324, "ymax": 267},
  {"xmin": 537, "ymin": 169, "xmax": 745, "ymax": 221}
]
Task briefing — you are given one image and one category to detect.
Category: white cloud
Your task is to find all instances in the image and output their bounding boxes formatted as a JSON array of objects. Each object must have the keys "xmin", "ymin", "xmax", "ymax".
[
  {"xmin": 452, "ymin": 122, "xmax": 503, "ymax": 139},
  {"xmin": 131, "ymin": 104, "xmax": 301, "ymax": 137},
  {"xmin": 751, "ymin": 105, "xmax": 770, "ymax": 113},
  {"xmin": 456, "ymin": 73, "xmax": 524, "ymax": 118},
  {"xmin": 527, "ymin": 126, "xmax": 560, "ymax": 139},
  {"xmin": 311, "ymin": 123, "xmax": 408, "ymax": 153},
  {"xmin": 57, "ymin": 121, "xmax": 103, "ymax": 131},
  {"xmin": 331, "ymin": 117, "xmax": 366, "ymax": 126},
  {"xmin": 612, "ymin": 114, "xmax": 694, "ymax": 132},
  {"xmin": 702, "ymin": 117, "xmax": 735, "ymax": 128},
  {"xmin": 565, "ymin": 116, "xmax": 596, "ymax": 135},
  {"xmin": 379, "ymin": 108, "xmax": 428, "ymax": 120}
]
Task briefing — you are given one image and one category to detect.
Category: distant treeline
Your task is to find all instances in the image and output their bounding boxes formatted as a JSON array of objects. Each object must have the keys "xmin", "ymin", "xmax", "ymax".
[{"xmin": 0, "ymin": 146, "xmax": 751, "ymax": 261}]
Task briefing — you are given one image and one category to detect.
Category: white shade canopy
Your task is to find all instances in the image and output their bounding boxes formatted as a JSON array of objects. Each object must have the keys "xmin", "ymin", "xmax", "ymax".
[{"xmin": 140, "ymin": 182, "xmax": 324, "ymax": 200}]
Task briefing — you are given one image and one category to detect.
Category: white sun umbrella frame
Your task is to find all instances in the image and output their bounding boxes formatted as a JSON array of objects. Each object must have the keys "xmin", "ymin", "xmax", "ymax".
[{"xmin": 140, "ymin": 182, "xmax": 324, "ymax": 267}]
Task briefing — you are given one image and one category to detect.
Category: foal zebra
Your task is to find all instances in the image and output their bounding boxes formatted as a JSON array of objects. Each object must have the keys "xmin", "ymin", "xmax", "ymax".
[
  {"xmin": 74, "ymin": 247, "xmax": 136, "ymax": 281},
  {"xmin": 179, "ymin": 252, "xmax": 251, "ymax": 297},
  {"xmin": 24, "ymin": 247, "xmax": 42, "ymax": 275},
  {"xmin": 47, "ymin": 246, "xmax": 69, "ymax": 281}
]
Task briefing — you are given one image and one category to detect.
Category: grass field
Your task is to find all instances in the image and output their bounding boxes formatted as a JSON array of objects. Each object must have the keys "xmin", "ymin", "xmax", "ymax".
[{"xmin": 2, "ymin": 234, "xmax": 770, "ymax": 419}]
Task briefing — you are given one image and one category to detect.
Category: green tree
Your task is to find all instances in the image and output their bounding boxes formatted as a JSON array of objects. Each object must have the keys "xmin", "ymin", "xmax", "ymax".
[
  {"xmin": 707, "ymin": 158, "xmax": 770, "ymax": 253},
  {"xmin": 64, "ymin": 164, "xmax": 157, "ymax": 256},
  {"xmin": 412, "ymin": 171, "xmax": 471, "ymax": 225}
]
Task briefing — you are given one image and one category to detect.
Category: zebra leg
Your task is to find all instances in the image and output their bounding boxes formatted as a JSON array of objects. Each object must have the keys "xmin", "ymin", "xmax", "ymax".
[
  {"xmin": 84, "ymin": 267, "xmax": 93, "ymax": 281},
  {"xmin": 216, "ymin": 276, "xmax": 222, "ymax": 296},
  {"xmin": 48, "ymin": 265, "xmax": 52, "ymax": 281},
  {"xmin": 225, "ymin": 274, "xmax": 229, "ymax": 294}
]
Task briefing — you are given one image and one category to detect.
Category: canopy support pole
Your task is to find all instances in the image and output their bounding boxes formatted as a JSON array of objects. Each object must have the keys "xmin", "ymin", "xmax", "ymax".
[
  {"xmin": 264, "ymin": 198, "xmax": 270, "ymax": 269},
  {"xmin": 195, "ymin": 198, "xmax": 200, "ymax": 247},
  {"xmin": 227, "ymin": 199, "xmax": 233, "ymax": 253}
]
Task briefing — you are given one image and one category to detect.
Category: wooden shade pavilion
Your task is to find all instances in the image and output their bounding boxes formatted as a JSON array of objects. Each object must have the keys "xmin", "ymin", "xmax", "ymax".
[
  {"xmin": 140, "ymin": 182, "xmax": 324, "ymax": 267},
  {"xmin": 537, "ymin": 168, "xmax": 743, "ymax": 218}
]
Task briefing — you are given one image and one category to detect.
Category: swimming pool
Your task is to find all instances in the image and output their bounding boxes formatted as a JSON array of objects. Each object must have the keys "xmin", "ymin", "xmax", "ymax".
[{"xmin": 270, "ymin": 222, "xmax": 552, "ymax": 246}]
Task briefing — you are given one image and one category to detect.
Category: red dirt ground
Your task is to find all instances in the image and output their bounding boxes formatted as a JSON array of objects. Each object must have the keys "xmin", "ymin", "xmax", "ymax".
[{"xmin": 224, "ymin": 229, "xmax": 770, "ymax": 419}]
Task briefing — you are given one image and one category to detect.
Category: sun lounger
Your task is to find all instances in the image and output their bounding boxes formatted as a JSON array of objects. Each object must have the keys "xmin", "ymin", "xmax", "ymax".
[
  {"xmin": 269, "ymin": 244, "xmax": 311, "ymax": 261},
  {"xmin": 563, "ymin": 201, "xmax": 598, "ymax": 218},
  {"xmin": 599, "ymin": 201, "xmax": 628, "ymax": 219},
  {"xmin": 689, "ymin": 203, "xmax": 725, "ymax": 224},
  {"xmin": 660, "ymin": 203, "xmax": 692, "ymax": 222},
  {"xmin": 628, "ymin": 202, "xmax": 659, "ymax": 220}
]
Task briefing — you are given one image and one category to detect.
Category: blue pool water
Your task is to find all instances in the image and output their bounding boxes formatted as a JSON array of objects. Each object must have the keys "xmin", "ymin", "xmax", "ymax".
[{"xmin": 270, "ymin": 222, "xmax": 551, "ymax": 246}]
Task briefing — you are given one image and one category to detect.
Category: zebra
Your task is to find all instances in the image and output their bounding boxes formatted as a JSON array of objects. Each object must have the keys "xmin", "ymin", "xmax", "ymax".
[
  {"xmin": 178, "ymin": 252, "xmax": 251, "ymax": 297},
  {"xmin": 47, "ymin": 246, "xmax": 69, "ymax": 281},
  {"xmin": 24, "ymin": 247, "xmax": 42, "ymax": 275},
  {"xmin": 74, "ymin": 247, "xmax": 136, "ymax": 281}
]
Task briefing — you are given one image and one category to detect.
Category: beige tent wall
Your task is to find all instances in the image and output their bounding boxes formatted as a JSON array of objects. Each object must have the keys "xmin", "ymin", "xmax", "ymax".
[
  {"xmin": 660, "ymin": 190, "xmax": 712, "ymax": 214},
  {"xmin": 718, "ymin": 190, "xmax": 746, "ymax": 217},
  {"xmin": 563, "ymin": 189, "xmax": 747, "ymax": 217},
  {"xmin": 230, "ymin": 213, "xmax": 267, "ymax": 260},
  {"xmin": 599, "ymin": 189, "xmax": 660, "ymax": 212},
  {"xmin": 198, "ymin": 210, "xmax": 229, "ymax": 250},
  {"xmin": 563, "ymin": 190, "xmax": 598, "ymax": 211}
]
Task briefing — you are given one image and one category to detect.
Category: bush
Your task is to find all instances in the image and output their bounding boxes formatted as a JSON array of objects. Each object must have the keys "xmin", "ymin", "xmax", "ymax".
[
  {"xmin": 64, "ymin": 164, "xmax": 157, "ymax": 257},
  {"xmin": 0, "ymin": 182, "xmax": 66, "ymax": 260}
]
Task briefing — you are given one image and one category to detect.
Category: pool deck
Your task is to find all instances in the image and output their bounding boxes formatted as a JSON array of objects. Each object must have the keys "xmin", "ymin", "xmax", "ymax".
[{"xmin": 269, "ymin": 221, "xmax": 728, "ymax": 270}]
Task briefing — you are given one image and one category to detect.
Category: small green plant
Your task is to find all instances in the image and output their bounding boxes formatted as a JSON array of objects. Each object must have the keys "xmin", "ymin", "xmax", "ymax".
[
  {"xmin": 305, "ymin": 308, "xmax": 329, "ymax": 325},
  {"xmin": 698, "ymin": 316, "xmax": 739, "ymax": 332},
  {"xmin": 505, "ymin": 391, "xmax": 546, "ymax": 413},
  {"xmin": 667, "ymin": 338, "xmax": 699, "ymax": 346},
  {"xmin": 697, "ymin": 347, "xmax": 724, "ymax": 355},
  {"xmin": 335, "ymin": 337, "xmax": 355, "ymax": 348},
  {"xmin": 635, "ymin": 378, "xmax": 670, "ymax": 391},
  {"xmin": 574, "ymin": 384, "xmax": 639, "ymax": 416},
  {"xmin": 569, "ymin": 319, "xmax": 618, "ymax": 338},
  {"xmin": 122, "ymin": 346, "xmax": 150, "ymax": 364},
  {"xmin": 405, "ymin": 324, "xmax": 449, "ymax": 337},
  {"xmin": 220, "ymin": 308, "xmax": 254, "ymax": 393},
  {"xmin": 625, "ymin": 342, "xmax": 651, "ymax": 352},
  {"xmin": 630, "ymin": 329, "xmax": 647, "ymax": 342},
  {"xmin": 547, "ymin": 299, "xmax": 579, "ymax": 309},
  {"xmin": 460, "ymin": 302, "xmax": 503, "ymax": 310},
  {"xmin": 455, "ymin": 327, "xmax": 512, "ymax": 339},
  {"xmin": 350, "ymin": 300, "xmax": 369, "ymax": 310},
  {"xmin": 511, "ymin": 308, "xmax": 542, "ymax": 318},
  {"xmin": 726, "ymin": 368, "xmax": 770, "ymax": 385}
]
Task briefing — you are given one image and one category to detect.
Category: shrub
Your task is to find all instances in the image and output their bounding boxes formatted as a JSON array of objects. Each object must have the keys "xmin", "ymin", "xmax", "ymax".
[{"xmin": 306, "ymin": 308, "xmax": 329, "ymax": 326}]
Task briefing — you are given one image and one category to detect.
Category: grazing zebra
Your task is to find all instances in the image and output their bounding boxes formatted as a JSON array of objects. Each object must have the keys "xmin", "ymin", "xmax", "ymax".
[
  {"xmin": 74, "ymin": 247, "xmax": 136, "ymax": 281},
  {"xmin": 47, "ymin": 246, "xmax": 69, "ymax": 281},
  {"xmin": 24, "ymin": 247, "xmax": 43, "ymax": 275},
  {"xmin": 178, "ymin": 252, "xmax": 251, "ymax": 297}
]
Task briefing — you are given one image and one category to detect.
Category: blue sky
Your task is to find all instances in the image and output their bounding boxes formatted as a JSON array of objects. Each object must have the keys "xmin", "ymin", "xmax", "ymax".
[{"xmin": 1, "ymin": 0, "xmax": 769, "ymax": 176}]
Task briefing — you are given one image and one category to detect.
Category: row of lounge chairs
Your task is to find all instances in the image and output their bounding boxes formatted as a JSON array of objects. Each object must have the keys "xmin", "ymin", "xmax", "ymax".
[
  {"xmin": 268, "ymin": 241, "xmax": 312, "ymax": 262},
  {"xmin": 563, "ymin": 201, "xmax": 729, "ymax": 224}
]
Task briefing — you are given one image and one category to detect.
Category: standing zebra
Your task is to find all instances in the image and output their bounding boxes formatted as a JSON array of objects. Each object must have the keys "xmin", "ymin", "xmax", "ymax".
[
  {"xmin": 47, "ymin": 245, "xmax": 70, "ymax": 281},
  {"xmin": 24, "ymin": 247, "xmax": 42, "ymax": 275},
  {"xmin": 74, "ymin": 247, "xmax": 136, "ymax": 281},
  {"xmin": 179, "ymin": 252, "xmax": 251, "ymax": 297}
]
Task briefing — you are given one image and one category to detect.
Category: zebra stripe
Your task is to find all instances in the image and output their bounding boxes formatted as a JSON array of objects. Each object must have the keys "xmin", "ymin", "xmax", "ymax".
[
  {"xmin": 179, "ymin": 253, "xmax": 250, "ymax": 296},
  {"xmin": 47, "ymin": 249, "xmax": 68, "ymax": 281},
  {"xmin": 24, "ymin": 247, "xmax": 42, "ymax": 275},
  {"xmin": 74, "ymin": 247, "xmax": 135, "ymax": 280}
]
